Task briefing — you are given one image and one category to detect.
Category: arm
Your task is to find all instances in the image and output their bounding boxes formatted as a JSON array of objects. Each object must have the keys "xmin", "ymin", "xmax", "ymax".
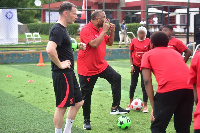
[
  {"xmin": 184, "ymin": 48, "xmax": 191, "ymax": 63},
  {"xmin": 107, "ymin": 30, "xmax": 115, "ymax": 46},
  {"xmin": 129, "ymin": 50, "xmax": 135, "ymax": 74},
  {"xmin": 193, "ymin": 83, "xmax": 198, "ymax": 105},
  {"xmin": 142, "ymin": 68, "xmax": 154, "ymax": 108},
  {"xmin": 142, "ymin": 68, "xmax": 155, "ymax": 122},
  {"xmin": 89, "ymin": 22, "xmax": 110, "ymax": 48},
  {"xmin": 107, "ymin": 22, "xmax": 115, "ymax": 46},
  {"xmin": 89, "ymin": 31, "xmax": 107, "ymax": 48},
  {"xmin": 46, "ymin": 41, "xmax": 71, "ymax": 69}
]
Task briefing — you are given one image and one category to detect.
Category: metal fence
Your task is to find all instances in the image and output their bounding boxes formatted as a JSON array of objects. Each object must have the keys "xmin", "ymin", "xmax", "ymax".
[{"xmin": 0, "ymin": 0, "xmax": 200, "ymax": 46}]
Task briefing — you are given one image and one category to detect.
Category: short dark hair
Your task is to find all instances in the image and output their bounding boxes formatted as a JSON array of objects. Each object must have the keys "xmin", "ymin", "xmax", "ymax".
[
  {"xmin": 91, "ymin": 10, "xmax": 103, "ymax": 20},
  {"xmin": 151, "ymin": 31, "xmax": 169, "ymax": 47},
  {"xmin": 163, "ymin": 25, "xmax": 173, "ymax": 31},
  {"xmin": 59, "ymin": 2, "xmax": 76, "ymax": 15}
]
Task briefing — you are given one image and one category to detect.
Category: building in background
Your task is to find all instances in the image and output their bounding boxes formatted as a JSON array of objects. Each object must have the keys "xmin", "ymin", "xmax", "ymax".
[{"xmin": 41, "ymin": 0, "xmax": 200, "ymax": 32}]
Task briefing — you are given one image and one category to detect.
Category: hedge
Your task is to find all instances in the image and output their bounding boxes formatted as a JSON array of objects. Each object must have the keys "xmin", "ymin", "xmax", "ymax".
[
  {"xmin": 27, "ymin": 23, "xmax": 80, "ymax": 35},
  {"xmin": 125, "ymin": 23, "xmax": 142, "ymax": 36}
]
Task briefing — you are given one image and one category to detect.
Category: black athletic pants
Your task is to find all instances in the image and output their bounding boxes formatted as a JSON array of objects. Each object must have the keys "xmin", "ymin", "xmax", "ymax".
[
  {"xmin": 78, "ymin": 65, "xmax": 121, "ymax": 120},
  {"xmin": 151, "ymin": 89, "xmax": 194, "ymax": 133},
  {"xmin": 130, "ymin": 64, "xmax": 148, "ymax": 102},
  {"xmin": 195, "ymin": 130, "xmax": 200, "ymax": 133}
]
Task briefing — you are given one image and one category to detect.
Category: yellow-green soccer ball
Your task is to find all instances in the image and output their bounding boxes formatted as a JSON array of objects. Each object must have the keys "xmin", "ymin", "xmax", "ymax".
[{"xmin": 117, "ymin": 115, "xmax": 131, "ymax": 129}]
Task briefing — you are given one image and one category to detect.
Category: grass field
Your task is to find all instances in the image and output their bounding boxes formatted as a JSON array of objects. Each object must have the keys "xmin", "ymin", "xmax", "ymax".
[{"xmin": 0, "ymin": 59, "xmax": 195, "ymax": 133}]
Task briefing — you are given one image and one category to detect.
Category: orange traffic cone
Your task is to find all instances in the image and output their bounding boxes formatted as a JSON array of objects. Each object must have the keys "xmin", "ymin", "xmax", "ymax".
[{"xmin": 37, "ymin": 52, "xmax": 45, "ymax": 66}]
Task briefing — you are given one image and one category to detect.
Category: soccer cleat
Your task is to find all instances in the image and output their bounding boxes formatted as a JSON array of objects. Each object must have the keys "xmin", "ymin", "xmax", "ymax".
[
  {"xmin": 110, "ymin": 106, "xmax": 130, "ymax": 115},
  {"xmin": 83, "ymin": 119, "xmax": 91, "ymax": 130}
]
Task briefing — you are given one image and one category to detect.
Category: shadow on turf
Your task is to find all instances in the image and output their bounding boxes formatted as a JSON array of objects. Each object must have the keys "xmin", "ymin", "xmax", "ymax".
[{"xmin": 0, "ymin": 90, "xmax": 86, "ymax": 133}]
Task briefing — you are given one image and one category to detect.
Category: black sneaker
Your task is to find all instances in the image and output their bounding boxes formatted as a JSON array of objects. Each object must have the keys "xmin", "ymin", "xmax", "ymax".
[
  {"xmin": 110, "ymin": 106, "xmax": 130, "ymax": 115},
  {"xmin": 119, "ymin": 46, "xmax": 121, "ymax": 48},
  {"xmin": 83, "ymin": 119, "xmax": 91, "ymax": 130},
  {"xmin": 125, "ymin": 46, "xmax": 129, "ymax": 48}
]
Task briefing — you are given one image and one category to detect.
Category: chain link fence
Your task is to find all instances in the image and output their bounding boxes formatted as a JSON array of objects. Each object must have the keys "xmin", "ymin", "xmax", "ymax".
[{"xmin": 0, "ymin": 0, "xmax": 199, "ymax": 50}]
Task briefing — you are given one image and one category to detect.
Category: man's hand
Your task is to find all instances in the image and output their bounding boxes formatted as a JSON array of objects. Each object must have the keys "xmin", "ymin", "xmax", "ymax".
[
  {"xmin": 102, "ymin": 21, "xmax": 110, "ymax": 33},
  {"xmin": 59, "ymin": 60, "xmax": 71, "ymax": 69},
  {"xmin": 150, "ymin": 109, "xmax": 155, "ymax": 122},
  {"xmin": 130, "ymin": 66, "xmax": 135, "ymax": 75},
  {"xmin": 109, "ymin": 21, "xmax": 116, "ymax": 32},
  {"xmin": 79, "ymin": 42, "xmax": 86, "ymax": 50}
]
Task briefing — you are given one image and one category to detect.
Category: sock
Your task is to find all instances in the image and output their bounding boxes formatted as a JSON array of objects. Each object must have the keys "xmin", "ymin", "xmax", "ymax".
[
  {"xmin": 63, "ymin": 119, "xmax": 74, "ymax": 133},
  {"xmin": 55, "ymin": 128, "xmax": 62, "ymax": 133}
]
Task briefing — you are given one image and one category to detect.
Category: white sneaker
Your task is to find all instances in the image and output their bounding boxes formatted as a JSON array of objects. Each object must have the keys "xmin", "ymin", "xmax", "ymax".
[
  {"xmin": 142, "ymin": 107, "xmax": 149, "ymax": 113},
  {"xmin": 126, "ymin": 104, "xmax": 132, "ymax": 110}
]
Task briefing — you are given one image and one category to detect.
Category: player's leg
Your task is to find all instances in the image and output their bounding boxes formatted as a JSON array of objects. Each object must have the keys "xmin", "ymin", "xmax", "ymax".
[
  {"xmin": 52, "ymin": 71, "xmax": 69, "ymax": 133},
  {"xmin": 124, "ymin": 34, "xmax": 128, "ymax": 47},
  {"xmin": 99, "ymin": 65, "xmax": 129, "ymax": 115},
  {"xmin": 78, "ymin": 74, "xmax": 98, "ymax": 130},
  {"xmin": 174, "ymin": 89, "xmax": 194, "ymax": 133},
  {"xmin": 54, "ymin": 107, "xmax": 67, "ymax": 133},
  {"xmin": 140, "ymin": 71, "xmax": 148, "ymax": 113},
  {"xmin": 119, "ymin": 34, "xmax": 123, "ymax": 48},
  {"xmin": 127, "ymin": 65, "xmax": 140, "ymax": 110},
  {"xmin": 63, "ymin": 72, "xmax": 84, "ymax": 133},
  {"xmin": 151, "ymin": 91, "xmax": 179, "ymax": 133}
]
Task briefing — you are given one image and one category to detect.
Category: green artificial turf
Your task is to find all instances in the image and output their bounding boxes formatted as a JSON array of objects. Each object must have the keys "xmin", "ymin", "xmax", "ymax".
[{"xmin": 0, "ymin": 59, "xmax": 194, "ymax": 133}]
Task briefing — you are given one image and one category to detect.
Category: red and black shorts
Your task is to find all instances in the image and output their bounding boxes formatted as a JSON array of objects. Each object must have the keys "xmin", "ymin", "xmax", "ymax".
[{"xmin": 52, "ymin": 70, "xmax": 82, "ymax": 108}]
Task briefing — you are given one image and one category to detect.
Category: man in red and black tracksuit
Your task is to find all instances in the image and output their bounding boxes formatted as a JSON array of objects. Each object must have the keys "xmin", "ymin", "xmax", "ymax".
[{"xmin": 77, "ymin": 10, "xmax": 129, "ymax": 130}]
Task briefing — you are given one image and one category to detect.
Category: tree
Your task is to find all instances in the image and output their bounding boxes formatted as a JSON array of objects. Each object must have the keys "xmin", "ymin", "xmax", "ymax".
[{"xmin": 0, "ymin": 0, "xmax": 75, "ymax": 24}]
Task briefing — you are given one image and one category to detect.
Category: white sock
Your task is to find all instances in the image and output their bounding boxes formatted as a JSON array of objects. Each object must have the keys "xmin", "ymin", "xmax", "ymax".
[
  {"xmin": 63, "ymin": 119, "xmax": 74, "ymax": 133},
  {"xmin": 55, "ymin": 128, "xmax": 62, "ymax": 133}
]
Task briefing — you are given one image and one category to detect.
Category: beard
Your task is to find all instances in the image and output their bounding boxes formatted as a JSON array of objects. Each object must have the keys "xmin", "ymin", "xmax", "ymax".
[{"xmin": 98, "ymin": 20, "xmax": 104, "ymax": 28}]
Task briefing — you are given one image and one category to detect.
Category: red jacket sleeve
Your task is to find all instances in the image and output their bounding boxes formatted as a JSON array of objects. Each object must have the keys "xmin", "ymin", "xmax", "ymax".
[
  {"xmin": 141, "ymin": 52, "xmax": 152, "ymax": 70},
  {"xmin": 105, "ymin": 34, "xmax": 109, "ymax": 44},
  {"xmin": 130, "ymin": 39, "xmax": 134, "ymax": 51},
  {"xmin": 175, "ymin": 39, "xmax": 188, "ymax": 53},
  {"xmin": 188, "ymin": 52, "xmax": 199, "ymax": 84},
  {"xmin": 80, "ymin": 27, "xmax": 95, "ymax": 45}
]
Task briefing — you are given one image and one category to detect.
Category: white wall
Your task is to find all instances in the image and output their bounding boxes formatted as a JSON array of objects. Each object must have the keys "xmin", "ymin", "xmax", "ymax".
[{"xmin": 175, "ymin": 8, "xmax": 199, "ymax": 33}]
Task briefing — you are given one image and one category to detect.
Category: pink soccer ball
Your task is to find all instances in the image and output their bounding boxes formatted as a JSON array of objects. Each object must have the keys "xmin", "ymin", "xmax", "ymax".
[{"xmin": 131, "ymin": 98, "xmax": 143, "ymax": 111}]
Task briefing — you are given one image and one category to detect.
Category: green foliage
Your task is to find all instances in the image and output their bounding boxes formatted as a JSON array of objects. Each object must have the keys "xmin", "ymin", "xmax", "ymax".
[
  {"xmin": 1, "ymin": 0, "xmax": 40, "ymax": 24},
  {"xmin": 126, "ymin": 23, "xmax": 142, "ymax": 37},
  {"xmin": 67, "ymin": 23, "xmax": 80, "ymax": 35},
  {"xmin": 27, "ymin": 23, "xmax": 80, "ymax": 35}
]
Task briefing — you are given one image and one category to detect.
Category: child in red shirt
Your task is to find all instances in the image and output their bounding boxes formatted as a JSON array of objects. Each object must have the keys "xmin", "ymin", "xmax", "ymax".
[
  {"xmin": 141, "ymin": 31, "xmax": 193, "ymax": 133},
  {"xmin": 188, "ymin": 50, "xmax": 200, "ymax": 133},
  {"xmin": 162, "ymin": 25, "xmax": 191, "ymax": 63},
  {"xmin": 127, "ymin": 26, "xmax": 151, "ymax": 113}
]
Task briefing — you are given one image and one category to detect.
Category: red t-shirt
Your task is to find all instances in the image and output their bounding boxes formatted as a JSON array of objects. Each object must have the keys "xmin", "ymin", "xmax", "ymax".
[
  {"xmin": 168, "ymin": 37, "xmax": 187, "ymax": 53},
  {"xmin": 130, "ymin": 38, "xmax": 151, "ymax": 67},
  {"xmin": 77, "ymin": 22, "xmax": 109, "ymax": 76},
  {"xmin": 188, "ymin": 50, "xmax": 200, "ymax": 130},
  {"xmin": 141, "ymin": 47, "xmax": 192, "ymax": 93}
]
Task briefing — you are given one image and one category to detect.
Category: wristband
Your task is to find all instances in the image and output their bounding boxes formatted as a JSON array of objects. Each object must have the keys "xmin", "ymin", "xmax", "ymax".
[{"xmin": 131, "ymin": 65, "xmax": 133, "ymax": 67}]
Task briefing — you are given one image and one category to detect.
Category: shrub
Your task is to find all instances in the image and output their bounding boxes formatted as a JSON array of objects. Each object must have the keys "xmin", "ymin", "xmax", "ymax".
[
  {"xmin": 126, "ymin": 23, "xmax": 142, "ymax": 36},
  {"xmin": 27, "ymin": 23, "xmax": 80, "ymax": 35}
]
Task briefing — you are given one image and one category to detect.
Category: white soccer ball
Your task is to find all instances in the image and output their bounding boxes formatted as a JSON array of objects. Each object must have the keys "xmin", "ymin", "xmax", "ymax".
[{"xmin": 131, "ymin": 98, "xmax": 143, "ymax": 111}]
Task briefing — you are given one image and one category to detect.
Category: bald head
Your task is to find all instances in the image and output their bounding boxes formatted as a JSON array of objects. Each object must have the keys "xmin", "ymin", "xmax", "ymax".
[{"xmin": 91, "ymin": 10, "xmax": 104, "ymax": 20}]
